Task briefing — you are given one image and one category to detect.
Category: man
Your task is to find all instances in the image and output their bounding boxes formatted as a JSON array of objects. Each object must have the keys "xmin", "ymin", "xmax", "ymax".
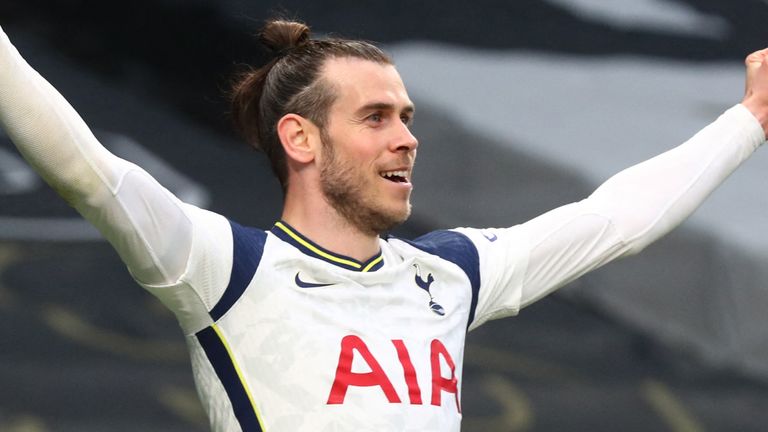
[{"xmin": 1, "ymin": 18, "xmax": 766, "ymax": 432}]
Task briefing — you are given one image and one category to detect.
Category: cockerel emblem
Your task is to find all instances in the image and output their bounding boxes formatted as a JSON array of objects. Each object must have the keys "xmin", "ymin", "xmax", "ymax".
[{"xmin": 413, "ymin": 264, "xmax": 445, "ymax": 316}]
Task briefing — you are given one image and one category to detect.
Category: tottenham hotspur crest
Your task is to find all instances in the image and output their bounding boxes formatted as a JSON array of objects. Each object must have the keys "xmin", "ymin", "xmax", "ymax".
[{"xmin": 413, "ymin": 264, "xmax": 445, "ymax": 316}]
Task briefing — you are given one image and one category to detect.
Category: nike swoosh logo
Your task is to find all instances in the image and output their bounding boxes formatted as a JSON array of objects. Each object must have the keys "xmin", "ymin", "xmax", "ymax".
[
  {"xmin": 481, "ymin": 230, "xmax": 498, "ymax": 242},
  {"xmin": 294, "ymin": 272, "xmax": 336, "ymax": 288}
]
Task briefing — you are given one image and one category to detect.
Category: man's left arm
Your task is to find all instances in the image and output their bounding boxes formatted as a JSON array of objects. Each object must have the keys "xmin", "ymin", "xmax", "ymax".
[{"xmin": 467, "ymin": 49, "xmax": 768, "ymax": 328}]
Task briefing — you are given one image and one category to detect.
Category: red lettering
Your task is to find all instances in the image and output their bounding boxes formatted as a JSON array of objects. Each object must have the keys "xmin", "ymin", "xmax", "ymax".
[
  {"xmin": 430, "ymin": 339, "xmax": 461, "ymax": 413},
  {"xmin": 327, "ymin": 335, "xmax": 401, "ymax": 404},
  {"xmin": 327, "ymin": 336, "xmax": 460, "ymax": 411},
  {"xmin": 392, "ymin": 340, "xmax": 422, "ymax": 404}
]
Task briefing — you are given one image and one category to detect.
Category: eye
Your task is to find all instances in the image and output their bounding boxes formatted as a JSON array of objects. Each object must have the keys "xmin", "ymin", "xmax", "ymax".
[
  {"xmin": 401, "ymin": 114, "xmax": 414, "ymax": 126},
  {"xmin": 367, "ymin": 112, "xmax": 383, "ymax": 123}
]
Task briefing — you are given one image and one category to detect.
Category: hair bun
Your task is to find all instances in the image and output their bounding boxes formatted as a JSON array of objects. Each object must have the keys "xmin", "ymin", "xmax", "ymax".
[{"xmin": 260, "ymin": 20, "xmax": 310, "ymax": 56}]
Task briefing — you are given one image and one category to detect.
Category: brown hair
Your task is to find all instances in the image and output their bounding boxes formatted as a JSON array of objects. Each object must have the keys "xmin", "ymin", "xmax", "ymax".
[{"xmin": 230, "ymin": 19, "xmax": 392, "ymax": 191}]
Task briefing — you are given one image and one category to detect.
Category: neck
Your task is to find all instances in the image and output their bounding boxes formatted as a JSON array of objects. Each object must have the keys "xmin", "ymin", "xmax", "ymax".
[{"xmin": 281, "ymin": 191, "xmax": 381, "ymax": 262}]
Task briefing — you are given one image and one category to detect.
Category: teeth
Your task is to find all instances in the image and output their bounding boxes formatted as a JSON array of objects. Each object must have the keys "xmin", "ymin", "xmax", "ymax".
[{"xmin": 381, "ymin": 170, "xmax": 408, "ymax": 179}]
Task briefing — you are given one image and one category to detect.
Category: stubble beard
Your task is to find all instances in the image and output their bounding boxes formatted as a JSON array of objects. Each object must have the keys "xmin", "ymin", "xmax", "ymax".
[{"xmin": 319, "ymin": 132, "xmax": 411, "ymax": 236}]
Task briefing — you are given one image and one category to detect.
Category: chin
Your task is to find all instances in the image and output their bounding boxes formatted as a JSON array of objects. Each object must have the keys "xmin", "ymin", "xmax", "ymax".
[
  {"xmin": 323, "ymin": 184, "xmax": 412, "ymax": 235},
  {"xmin": 398, "ymin": 202, "xmax": 412, "ymax": 223},
  {"xmin": 384, "ymin": 203, "xmax": 412, "ymax": 231},
  {"xmin": 387, "ymin": 200, "xmax": 412, "ymax": 222},
  {"xmin": 361, "ymin": 203, "xmax": 412, "ymax": 236}
]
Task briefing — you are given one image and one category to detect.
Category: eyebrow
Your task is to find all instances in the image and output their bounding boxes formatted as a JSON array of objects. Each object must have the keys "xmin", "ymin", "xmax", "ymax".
[{"xmin": 355, "ymin": 102, "xmax": 415, "ymax": 116}]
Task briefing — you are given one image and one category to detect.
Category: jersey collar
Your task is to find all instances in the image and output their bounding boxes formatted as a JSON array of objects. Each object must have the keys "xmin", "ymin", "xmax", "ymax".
[{"xmin": 270, "ymin": 221, "xmax": 384, "ymax": 272}]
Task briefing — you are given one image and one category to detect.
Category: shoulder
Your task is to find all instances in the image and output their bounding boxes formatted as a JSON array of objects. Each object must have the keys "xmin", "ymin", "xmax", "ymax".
[
  {"xmin": 208, "ymin": 218, "xmax": 269, "ymax": 321},
  {"xmin": 225, "ymin": 219, "xmax": 269, "ymax": 276},
  {"xmin": 397, "ymin": 229, "xmax": 477, "ymax": 260},
  {"xmin": 390, "ymin": 229, "xmax": 480, "ymax": 284}
]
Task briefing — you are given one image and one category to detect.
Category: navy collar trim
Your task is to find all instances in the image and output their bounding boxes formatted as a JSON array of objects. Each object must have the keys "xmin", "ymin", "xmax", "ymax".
[{"xmin": 270, "ymin": 221, "xmax": 384, "ymax": 272}]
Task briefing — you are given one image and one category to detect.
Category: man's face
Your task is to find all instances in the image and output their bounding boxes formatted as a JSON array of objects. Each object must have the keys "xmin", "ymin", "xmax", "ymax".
[{"xmin": 317, "ymin": 58, "xmax": 418, "ymax": 236}]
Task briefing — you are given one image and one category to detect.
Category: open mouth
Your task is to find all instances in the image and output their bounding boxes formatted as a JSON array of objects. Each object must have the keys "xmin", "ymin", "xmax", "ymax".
[{"xmin": 380, "ymin": 170, "xmax": 409, "ymax": 183}]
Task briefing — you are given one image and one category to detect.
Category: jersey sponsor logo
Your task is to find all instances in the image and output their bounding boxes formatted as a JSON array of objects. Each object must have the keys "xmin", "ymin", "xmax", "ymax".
[
  {"xmin": 481, "ymin": 230, "xmax": 498, "ymax": 242},
  {"xmin": 327, "ymin": 335, "xmax": 461, "ymax": 413},
  {"xmin": 294, "ymin": 271, "xmax": 336, "ymax": 288},
  {"xmin": 413, "ymin": 264, "xmax": 445, "ymax": 316}
]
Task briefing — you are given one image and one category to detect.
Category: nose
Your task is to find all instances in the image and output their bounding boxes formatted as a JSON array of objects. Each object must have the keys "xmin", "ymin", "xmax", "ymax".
[{"xmin": 392, "ymin": 121, "xmax": 419, "ymax": 153}]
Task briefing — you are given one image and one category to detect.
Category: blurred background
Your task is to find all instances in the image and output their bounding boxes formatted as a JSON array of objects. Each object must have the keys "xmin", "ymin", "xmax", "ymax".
[{"xmin": 2, "ymin": 0, "xmax": 768, "ymax": 430}]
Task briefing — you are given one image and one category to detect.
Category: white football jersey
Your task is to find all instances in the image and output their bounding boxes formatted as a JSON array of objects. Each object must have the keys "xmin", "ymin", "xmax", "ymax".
[{"xmin": 148, "ymin": 212, "xmax": 527, "ymax": 432}]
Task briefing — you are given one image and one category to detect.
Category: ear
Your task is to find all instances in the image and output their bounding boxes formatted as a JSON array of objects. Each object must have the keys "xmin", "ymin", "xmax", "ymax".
[{"xmin": 277, "ymin": 113, "xmax": 319, "ymax": 164}]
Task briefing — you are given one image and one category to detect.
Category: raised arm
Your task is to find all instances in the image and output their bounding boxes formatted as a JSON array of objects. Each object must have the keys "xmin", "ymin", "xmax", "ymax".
[
  {"xmin": 513, "ymin": 50, "xmax": 768, "ymax": 308},
  {"xmin": 0, "ymin": 27, "xmax": 192, "ymax": 286}
]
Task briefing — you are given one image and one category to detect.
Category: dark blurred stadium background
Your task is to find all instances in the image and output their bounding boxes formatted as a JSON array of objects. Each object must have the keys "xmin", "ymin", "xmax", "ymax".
[{"xmin": 2, "ymin": 1, "xmax": 768, "ymax": 430}]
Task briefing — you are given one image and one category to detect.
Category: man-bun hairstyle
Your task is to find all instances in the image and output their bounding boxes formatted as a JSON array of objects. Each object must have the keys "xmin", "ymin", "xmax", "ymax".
[
  {"xmin": 260, "ymin": 19, "xmax": 310, "ymax": 55},
  {"xmin": 230, "ymin": 19, "xmax": 392, "ymax": 191}
]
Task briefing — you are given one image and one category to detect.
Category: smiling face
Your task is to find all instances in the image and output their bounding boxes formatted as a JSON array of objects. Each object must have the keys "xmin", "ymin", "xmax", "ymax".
[{"xmin": 317, "ymin": 57, "xmax": 418, "ymax": 235}]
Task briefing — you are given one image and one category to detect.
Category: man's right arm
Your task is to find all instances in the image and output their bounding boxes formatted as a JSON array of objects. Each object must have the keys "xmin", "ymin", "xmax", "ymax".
[{"xmin": 0, "ymin": 27, "xmax": 193, "ymax": 286}]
